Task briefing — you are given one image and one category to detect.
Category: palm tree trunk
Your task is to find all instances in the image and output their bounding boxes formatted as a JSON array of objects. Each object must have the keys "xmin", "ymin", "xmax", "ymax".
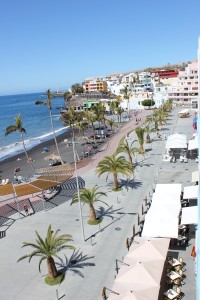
[
  {"xmin": 140, "ymin": 144, "xmax": 144, "ymax": 152},
  {"xmin": 21, "ymin": 132, "xmax": 35, "ymax": 172},
  {"xmin": 49, "ymin": 109, "xmax": 64, "ymax": 165},
  {"xmin": 113, "ymin": 173, "xmax": 119, "ymax": 189},
  {"xmin": 47, "ymin": 256, "xmax": 58, "ymax": 278},
  {"xmin": 128, "ymin": 153, "xmax": 133, "ymax": 165},
  {"xmin": 89, "ymin": 203, "xmax": 97, "ymax": 221},
  {"xmin": 146, "ymin": 133, "xmax": 151, "ymax": 143}
]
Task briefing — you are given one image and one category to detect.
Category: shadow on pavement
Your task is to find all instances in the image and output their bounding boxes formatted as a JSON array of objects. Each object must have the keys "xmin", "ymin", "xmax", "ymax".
[{"xmin": 56, "ymin": 250, "xmax": 95, "ymax": 278}]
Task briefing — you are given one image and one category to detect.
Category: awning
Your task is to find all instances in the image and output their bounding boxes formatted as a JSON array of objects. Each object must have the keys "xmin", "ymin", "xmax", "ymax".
[
  {"xmin": 192, "ymin": 171, "xmax": 199, "ymax": 183},
  {"xmin": 183, "ymin": 185, "xmax": 199, "ymax": 199},
  {"xmin": 181, "ymin": 206, "xmax": 198, "ymax": 225}
]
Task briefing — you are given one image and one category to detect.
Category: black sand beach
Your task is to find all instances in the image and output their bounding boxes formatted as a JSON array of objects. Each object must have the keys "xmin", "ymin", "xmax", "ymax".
[{"xmin": 0, "ymin": 124, "xmax": 118, "ymax": 183}]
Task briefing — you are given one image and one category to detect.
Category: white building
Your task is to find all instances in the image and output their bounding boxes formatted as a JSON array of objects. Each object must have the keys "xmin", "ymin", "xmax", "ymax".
[{"xmin": 167, "ymin": 61, "xmax": 198, "ymax": 107}]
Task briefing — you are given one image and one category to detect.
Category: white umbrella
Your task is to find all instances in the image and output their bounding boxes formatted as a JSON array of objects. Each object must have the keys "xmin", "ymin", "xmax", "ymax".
[{"xmin": 112, "ymin": 263, "xmax": 160, "ymax": 298}]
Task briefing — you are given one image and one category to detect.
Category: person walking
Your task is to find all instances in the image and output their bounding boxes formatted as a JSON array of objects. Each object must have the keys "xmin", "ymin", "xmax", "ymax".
[{"xmin": 23, "ymin": 204, "xmax": 29, "ymax": 216}]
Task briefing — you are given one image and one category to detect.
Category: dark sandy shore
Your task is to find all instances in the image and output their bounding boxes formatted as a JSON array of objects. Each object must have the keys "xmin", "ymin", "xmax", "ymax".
[{"xmin": 0, "ymin": 123, "xmax": 120, "ymax": 183}]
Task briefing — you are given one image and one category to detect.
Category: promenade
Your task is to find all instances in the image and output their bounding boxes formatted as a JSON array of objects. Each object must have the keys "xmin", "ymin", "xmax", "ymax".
[{"xmin": 0, "ymin": 108, "xmax": 196, "ymax": 300}]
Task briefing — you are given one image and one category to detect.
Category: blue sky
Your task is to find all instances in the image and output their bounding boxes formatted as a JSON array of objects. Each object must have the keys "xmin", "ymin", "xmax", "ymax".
[{"xmin": 0, "ymin": 0, "xmax": 200, "ymax": 96}]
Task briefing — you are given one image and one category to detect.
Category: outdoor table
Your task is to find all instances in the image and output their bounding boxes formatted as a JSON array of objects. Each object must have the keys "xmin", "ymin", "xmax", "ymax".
[
  {"xmin": 167, "ymin": 270, "xmax": 181, "ymax": 281},
  {"xmin": 168, "ymin": 258, "xmax": 181, "ymax": 268},
  {"xmin": 163, "ymin": 289, "xmax": 179, "ymax": 299}
]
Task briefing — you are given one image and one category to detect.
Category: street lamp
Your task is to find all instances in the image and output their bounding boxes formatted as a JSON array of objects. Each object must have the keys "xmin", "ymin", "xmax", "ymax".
[{"xmin": 72, "ymin": 138, "xmax": 85, "ymax": 242}]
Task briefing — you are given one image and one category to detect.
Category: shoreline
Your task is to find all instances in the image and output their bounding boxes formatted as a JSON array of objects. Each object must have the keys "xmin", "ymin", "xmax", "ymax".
[
  {"xmin": 0, "ymin": 111, "xmax": 146, "ymax": 184},
  {"xmin": 0, "ymin": 119, "xmax": 126, "ymax": 182}
]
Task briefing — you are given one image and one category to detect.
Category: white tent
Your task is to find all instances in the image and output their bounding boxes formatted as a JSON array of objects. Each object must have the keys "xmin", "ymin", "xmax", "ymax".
[
  {"xmin": 154, "ymin": 184, "xmax": 182, "ymax": 196},
  {"xmin": 142, "ymin": 217, "xmax": 178, "ymax": 238},
  {"xmin": 183, "ymin": 185, "xmax": 199, "ymax": 199},
  {"xmin": 150, "ymin": 201, "xmax": 180, "ymax": 217},
  {"xmin": 152, "ymin": 192, "xmax": 181, "ymax": 205},
  {"xmin": 166, "ymin": 139, "xmax": 187, "ymax": 149},
  {"xmin": 178, "ymin": 109, "xmax": 189, "ymax": 115},
  {"xmin": 167, "ymin": 134, "xmax": 187, "ymax": 142},
  {"xmin": 181, "ymin": 206, "xmax": 198, "ymax": 225},
  {"xmin": 142, "ymin": 206, "xmax": 179, "ymax": 238},
  {"xmin": 188, "ymin": 136, "xmax": 198, "ymax": 150},
  {"xmin": 145, "ymin": 206, "xmax": 178, "ymax": 222},
  {"xmin": 166, "ymin": 134, "xmax": 187, "ymax": 149},
  {"xmin": 192, "ymin": 171, "xmax": 199, "ymax": 183}
]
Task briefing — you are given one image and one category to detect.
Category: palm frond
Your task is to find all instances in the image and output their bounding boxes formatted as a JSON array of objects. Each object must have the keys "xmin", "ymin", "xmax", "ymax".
[{"xmin": 38, "ymin": 256, "xmax": 46, "ymax": 273}]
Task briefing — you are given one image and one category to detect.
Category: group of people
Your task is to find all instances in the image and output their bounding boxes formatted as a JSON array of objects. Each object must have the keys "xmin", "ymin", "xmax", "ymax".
[{"xmin": 136, "ymin": 118, "xmax": 141, "ymax": 122}]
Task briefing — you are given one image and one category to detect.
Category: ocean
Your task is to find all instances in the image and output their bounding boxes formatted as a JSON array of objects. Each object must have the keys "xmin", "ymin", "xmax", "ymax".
[{"xmin": 0, "ymin": 92, "xmax": 67, "ymax": 162}]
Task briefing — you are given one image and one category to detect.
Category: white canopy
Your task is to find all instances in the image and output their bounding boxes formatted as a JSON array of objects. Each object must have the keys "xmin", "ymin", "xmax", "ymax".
[
  {"xmin": 181, "ymin": 206, "xmax": 198, "ymax": 225},
  {"xmin": 192, "ymin": 171, "xmax": 199, "ymax": 183},
  {"xmin": 167, "ymin": 134, "xmax": 187, "ymax": 142},
  {"xmin": 145, "ymin": 206, "xmax": 179, "ymax": 222},
  {"xmin": 178, "ymin": 109, "xmax": 189, "ymax": 115},
  {"xmin": 154, "ymin": 184, "xmax": 182, "ymax": 196},
  {"xmin": 166, "ymin": 134, "xmax": 187, "ymax": 149},
  {"xmin": 152, "ymin": 192, "xmax": 181, "ymax": 205},
  {"xmin": 188, "ymin": 137, "xmax": 198, "ymax": 150},
  {"xmin": 166, "ymin": 140, "xmax": 187, "ymax": 149},
  {"xmin": 142, "ymin": 206, "xmax": 179, "ymax": 238},
  {"xmin": 183, "ymin": 185, "xmax": 199, "ymax": 199},
  {"xmin": 150, "ymin": 201, "xmax": 180, "ymax": 217},
  {"xmin": 142, "ymin": 217, "xmax": 178, "ymax": 238}
]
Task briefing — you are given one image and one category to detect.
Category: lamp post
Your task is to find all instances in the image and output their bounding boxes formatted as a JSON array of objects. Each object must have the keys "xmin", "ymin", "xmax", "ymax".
[
  {"xmin": 151, "ymin": 93, "xmax": 154, "ymax": 125},
  {"xmin": 72, "ymin": 138, "xmax": 85, "ymax": 242}
]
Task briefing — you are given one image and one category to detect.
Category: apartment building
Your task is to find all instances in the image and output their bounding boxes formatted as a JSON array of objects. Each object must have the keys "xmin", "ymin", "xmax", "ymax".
[
  {"xmin": 83, "ymin": 79, "xmax": 107, "ymax": 92},
  {"xmin": 167, "ymin": 61, "xmax": 198, "ymax": 107}
]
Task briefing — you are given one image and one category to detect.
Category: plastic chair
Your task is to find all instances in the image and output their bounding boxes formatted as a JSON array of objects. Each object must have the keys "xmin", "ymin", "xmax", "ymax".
[
  {"xmin": 167, "ymin": 255, "xmax": 172, "ymax": 261},
  {"xmin": 178, "ymin": 257, "xmax": 186, "ymax": 267},
  {"xmin": 174, "ymin": 278, "xmax": 182, "ymax": 286},
  {"xmin": 176, "ymin": 287, "xmax": 184, "ymax": 299}
]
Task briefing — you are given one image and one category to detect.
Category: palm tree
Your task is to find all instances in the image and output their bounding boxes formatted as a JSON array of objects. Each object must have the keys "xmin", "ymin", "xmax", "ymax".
[
  {"xmin": 115, "ymin": 107, "xmax": 124, "ymax": 123},
  {"xmin": 84, "ymin": 110, "xmax": 96, "ymax": 140},
  {"xmin": 144, "ymin": 122, "xmax": 155, "ymax": 143},
  {"xmin": 92, "ymin": 103, "xmax": 106, "ymax": 128},
  {"xmin": 96, "ymin": 154, "xmax": 133, "ymax": 190},
  {"xmin": 61, "ymin": 107, "xmax": 80, "ymax": 161},
  {"xmin": 71, "ymin": 83, "xmax": 84, "ymax": 95},
  {"xmin": 17, "ymin": 225, "xmax": 75, "ymax": 279},
  {"xmin": 5, "ymin": 114, "xmax": 35, "ymax": 172},
  {"xmin": 105, "ymin": 118, "xmax": 118, "ymax": 131},
  {"xmin": 116, "ymin": 138, "xmax": 140, "ymax": 166},
  {"xmin": 35, "ymin": 89, "xmax": 64, "ymax": 165},
  {"xmin": 71, "ymin": 186, "xmax": 107, "ymax": 224},
  {"xmin": 146, "ymin": 109, "xmax": 167, "ymax": 131},
  {"xmin": 63, "ymin": 90, "xmax": 72, "ymax": 103},
  {"xmin": 135, "ymin": 127, "xmax": 145, "ymax": 152}
]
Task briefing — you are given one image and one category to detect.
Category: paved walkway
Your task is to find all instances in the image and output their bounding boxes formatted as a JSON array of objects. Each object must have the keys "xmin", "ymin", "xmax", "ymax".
[{"xmin": 0, "ymin": 108, "xmax": 196, "ymax": 300}]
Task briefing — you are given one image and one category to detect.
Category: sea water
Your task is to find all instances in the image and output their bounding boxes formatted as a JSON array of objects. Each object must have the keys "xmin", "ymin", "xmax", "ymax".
[{"xmin": 0, "ymin": 92, "xmax": 68, "ymax": 162}]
